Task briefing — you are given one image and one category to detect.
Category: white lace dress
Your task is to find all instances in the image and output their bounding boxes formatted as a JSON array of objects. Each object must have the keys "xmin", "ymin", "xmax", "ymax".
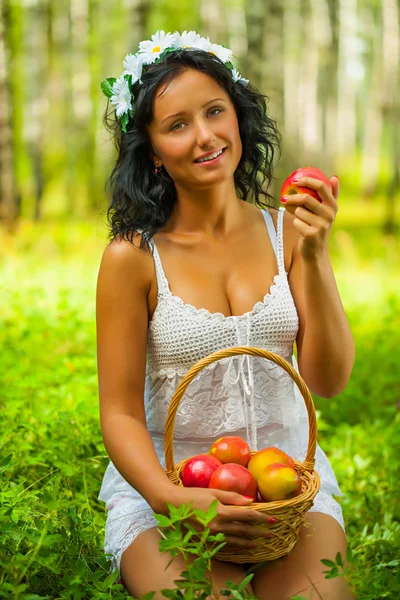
[{"xmin": 98, "ymin": 207, "xmax": 345, "ymax": 579}]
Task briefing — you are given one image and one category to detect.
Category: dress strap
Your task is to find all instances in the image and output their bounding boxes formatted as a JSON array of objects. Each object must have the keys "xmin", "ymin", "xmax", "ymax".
[
  {"xmin": 261, "ymin": 209, "xmax": 278, "ymax": 261},
  {"xmin": 261, "ymin": 208, "xmax": 285, "ymax": 274},
  {"xmin": 276, "ymin": 207, "xmax": 286, "ymax": 274},
  {"xmin": 149, "ymin": 238, "xmax": 170, "ymax": 296}
]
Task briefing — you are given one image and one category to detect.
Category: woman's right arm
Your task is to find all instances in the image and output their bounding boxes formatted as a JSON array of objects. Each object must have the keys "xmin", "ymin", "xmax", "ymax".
[{"xmin": 96, "ymin": 236, "xmax": 175, "ymax": 510}]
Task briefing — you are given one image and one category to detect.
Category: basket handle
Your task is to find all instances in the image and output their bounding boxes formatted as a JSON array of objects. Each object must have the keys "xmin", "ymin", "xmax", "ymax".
[{"xmin": 164, "ymin": 347, "xmax": 317, "ymax": 475}]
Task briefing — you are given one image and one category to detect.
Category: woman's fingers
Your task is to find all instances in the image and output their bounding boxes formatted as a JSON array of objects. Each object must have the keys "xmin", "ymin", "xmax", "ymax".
[
  {"xmin": 213, "ymin": 521, "xmax": 270, "ymax": 539},
  {"xmin": 219, "ymin": 505, "xmax": 276, "ymax": 526},
  {"xmin": 223, "ymin": 535, "xmax": 263, "ymax": 549},
  {"xmin": 211, "ymin": 489, "xmax": 254, "ymax": 506}
]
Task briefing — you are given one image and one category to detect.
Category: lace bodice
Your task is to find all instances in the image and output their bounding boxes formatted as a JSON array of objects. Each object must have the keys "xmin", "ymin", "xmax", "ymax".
[{"xmin": 98, "ymin": 207, "xmax": 343, "ymax": 505}]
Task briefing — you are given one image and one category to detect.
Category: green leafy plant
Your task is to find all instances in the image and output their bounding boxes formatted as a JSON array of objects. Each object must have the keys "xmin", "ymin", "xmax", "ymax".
[{"xmin": 147, "ymin": 500, "xmax": 256, "ymax": 600}]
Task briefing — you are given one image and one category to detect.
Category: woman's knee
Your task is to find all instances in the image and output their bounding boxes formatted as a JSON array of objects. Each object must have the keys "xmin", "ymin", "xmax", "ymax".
[
  {"xmin": 250, "ymin": 513, "xmax": 355, "ymax": 600},
  {"xmin": 119, "ymin": 527, "xmax": 253, "ymax": 599}
]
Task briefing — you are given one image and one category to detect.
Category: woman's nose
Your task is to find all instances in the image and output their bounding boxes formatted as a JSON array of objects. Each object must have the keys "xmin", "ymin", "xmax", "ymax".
[{"xmin": 194, "ymin": 119, "xmax": 216, "ymax": 147}]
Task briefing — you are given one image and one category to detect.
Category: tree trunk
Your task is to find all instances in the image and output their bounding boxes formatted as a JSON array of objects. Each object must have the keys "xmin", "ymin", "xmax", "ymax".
[
  {"xmin": 244, "ymin": 0, "xmax": 269, "ymax": 91},
  {"xmin": 381, "ymin": 0, "xmax": 399, "ymax": 234},
  {"xmin": 225, "ymin": 0, "xmax": 247, "ymax": 64},
  {"xmin": 0, "ymin": 0, "xmax": 18, "ymax": 228},
  {"xmin": 200, "ymin": 0, "xmax": 227, "ymax": 44},
  {"xmin": 3, "ymin": 0, "xmax": 25, "ymax": 221},
  {"xmin": 360, "ymin": 6, "xmax": 384, "ymax": 200},
  {"xmin": 336, "ymin": 0, "xmax": 357, "ymax": 157}
]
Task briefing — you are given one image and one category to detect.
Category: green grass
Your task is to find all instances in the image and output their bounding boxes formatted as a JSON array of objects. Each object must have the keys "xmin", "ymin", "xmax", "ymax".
[{"xmin": 0, "ymin": 209, "xmax": 399, "ymax": 599}]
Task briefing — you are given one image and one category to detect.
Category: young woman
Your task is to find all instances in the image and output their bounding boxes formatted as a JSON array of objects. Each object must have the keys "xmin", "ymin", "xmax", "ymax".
[{"xmin": 97, "ymin": 30, "xmax": 356, "ymax": 599}]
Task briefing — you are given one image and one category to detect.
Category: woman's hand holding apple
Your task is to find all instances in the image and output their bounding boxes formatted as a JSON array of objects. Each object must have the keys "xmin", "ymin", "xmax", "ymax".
[
  {"xmin": 281, "ymin": 168, "xmax": 340, "ymax": 262},
  {"xmin": 164, "ymin": 485, "xmax": 275, "ymax": 549}
]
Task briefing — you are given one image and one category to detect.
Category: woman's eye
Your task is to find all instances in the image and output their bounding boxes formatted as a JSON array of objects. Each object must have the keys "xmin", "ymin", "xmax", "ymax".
[
  {"xmin": 209, "ymin": 107, "xmax": 223, "ymax": 116},
  {"xmin": 171, "ymin": 122, "xmax": 185, "ymax": 131}
]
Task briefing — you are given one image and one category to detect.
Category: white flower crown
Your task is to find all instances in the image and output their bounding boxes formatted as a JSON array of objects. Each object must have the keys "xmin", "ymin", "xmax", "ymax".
[{"xmin": 100, "ymin": 30, "xmax": 249, "ymax": 133}]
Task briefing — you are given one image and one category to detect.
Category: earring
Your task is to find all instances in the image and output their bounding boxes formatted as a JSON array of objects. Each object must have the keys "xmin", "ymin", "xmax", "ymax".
[{"xmin": 154, "ymin": 162, "xmax": 162, "ymax": 174}]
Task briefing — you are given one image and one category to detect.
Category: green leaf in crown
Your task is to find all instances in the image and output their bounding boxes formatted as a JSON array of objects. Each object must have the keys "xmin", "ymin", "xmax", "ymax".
[{"xmin": 100, "ymin": 77, "xmax": 116, "ymax": 98}]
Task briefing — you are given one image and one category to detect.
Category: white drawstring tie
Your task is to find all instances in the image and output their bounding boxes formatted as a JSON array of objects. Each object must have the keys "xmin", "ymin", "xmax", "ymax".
[{"xmin": 223, "ymin": 313, "xmax": 258, "ymax": 451}]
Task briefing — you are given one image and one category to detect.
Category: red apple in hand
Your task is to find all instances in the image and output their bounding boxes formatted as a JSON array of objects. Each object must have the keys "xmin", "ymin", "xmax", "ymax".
[
  {"xmin": 209, "ymin": 436, "xmax": 251, "ymax": 467},
  {"xmin": 181, "ymin": 454, "xmax": 223, "ymax": 488},
  {"xmin": 280, "ymin": 166, "xmax": 333, "ymax": 215},
  {"xmin": 209, "ymin": 463, "xmax": 257, "ymax": 500}
]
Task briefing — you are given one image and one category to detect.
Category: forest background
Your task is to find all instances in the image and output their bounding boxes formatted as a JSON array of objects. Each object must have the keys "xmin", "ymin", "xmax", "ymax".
[{"xmin": 0, "ymin": 0, "xmax": 399, "ymax": 598}]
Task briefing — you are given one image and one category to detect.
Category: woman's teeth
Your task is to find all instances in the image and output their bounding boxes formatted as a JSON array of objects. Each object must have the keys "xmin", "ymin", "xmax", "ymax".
[{"xmin": 195, "ymin": 149, "xmax": 224, "ymax": 163}]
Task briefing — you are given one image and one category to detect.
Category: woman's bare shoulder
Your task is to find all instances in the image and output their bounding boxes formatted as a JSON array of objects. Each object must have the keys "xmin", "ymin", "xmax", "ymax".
[{"xmin": 100, "ymin": 233, "xmax": 154, "ymax": 294}]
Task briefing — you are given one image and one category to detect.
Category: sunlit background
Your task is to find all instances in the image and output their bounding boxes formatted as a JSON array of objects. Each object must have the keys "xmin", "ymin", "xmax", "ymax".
[{"xmin": 0, "ymin": 0, "xmax": 399, "ymax": 319}]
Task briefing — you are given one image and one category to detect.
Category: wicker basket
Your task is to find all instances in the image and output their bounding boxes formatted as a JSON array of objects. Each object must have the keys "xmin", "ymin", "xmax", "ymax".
[{"xmin": 164, "ymin": 346, "xmax": 320, "ymax": 563}]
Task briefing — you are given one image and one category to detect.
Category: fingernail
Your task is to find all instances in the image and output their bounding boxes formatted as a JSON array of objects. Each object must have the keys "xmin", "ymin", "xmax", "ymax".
[
  {"xmin": 280, "ymin": 197, "xmax": 287, "ymax": 203},
  {"xmin": 264, "ymin": 532, "xmax": 271, "ymax": 538},
  {"xmin": 243, "ymin": 496, "xmax": 254, "ymax": 501},
  {"xmin": 268, "ymin": 517, "xmax": 276, "ymax": 523},
  {"xmin": 251, "ymin": 543, "xmax": 258, "ymax": 548},
  {"xmin": 292, "ymin": 177, "xmax": 300, "ymax": 182}
]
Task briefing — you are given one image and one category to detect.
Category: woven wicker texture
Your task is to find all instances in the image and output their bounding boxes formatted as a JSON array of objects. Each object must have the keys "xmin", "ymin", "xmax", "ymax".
[{"xmin": 164, "ymin": 346, "xmax": 321, "ymax": 563}]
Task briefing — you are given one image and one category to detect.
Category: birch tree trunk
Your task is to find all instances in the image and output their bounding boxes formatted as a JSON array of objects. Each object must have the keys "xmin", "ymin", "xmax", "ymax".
[
  {"xmin": 244, "ymin": 0, "xmax": 268, "ymax": 90},
  {"xmin": 25, "ymin": 0, "xmax": 50, "ymax": 221},
  {"xmin": 336, "ymin": 0, "xmax": 358, "ymax": 156},
  {"xmin": 200, "ymin": 0, "xmax": 227, "ymax": 44},
  {"xmin": 381, "ymin": 0, "xmax": 399, "ymax": 233},
  {"xmin": 282, "ymin": 0, "xmax": 302, "ymax": 145},
  {"xmin": 0, "ymin": 0, "xmax": 18, "ymax": 228},
  {"xmin": 360, "ymin": 7, "xmax": 384, "ymax": 199},
  {"xmin": 68, "ymin": 0, "xmax": 90, "ymax": 216},
  {"xmin": 225, "ymin": 0, "xmax": 247, "ymax": 64},
  {"xmin": 124, "ymin": 0, "xmax": 152, "ymax": 50},
  {"xmin": 298, "ymin": 0, "xmax": 321, "ymax": 154},
  {"xmin": 3, "ymin": 0, "xmax": 25, "ymax": 220}
]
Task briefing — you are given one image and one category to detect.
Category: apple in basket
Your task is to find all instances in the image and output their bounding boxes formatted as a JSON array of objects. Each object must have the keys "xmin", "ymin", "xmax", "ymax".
[
  {"xmin": 257, "ymin": 463, "xmax": 302, "ymax": 502},
  {"xmin": 248, "ymin": 446, "xmax": 295, "ymax": 481},
  {"xmin": 181, "ymin": 454, "xmax": 223, "ymax": 488},
  {"xmin": 209, "ymin": 463, "xmax": 257, "ymax": 501},
  {"xmin": 209, "ymin": 436, "xmax": 251, "ymax": 468},
  {"xmin": 280, "ymin": 166, "xmax": 333, "ymax": 215}
]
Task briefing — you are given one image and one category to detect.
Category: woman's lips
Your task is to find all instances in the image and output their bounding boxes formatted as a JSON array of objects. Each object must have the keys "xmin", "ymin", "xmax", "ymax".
[{"xmin": 194, "ymin": 147, "xmax": 226, "ymax": 165}]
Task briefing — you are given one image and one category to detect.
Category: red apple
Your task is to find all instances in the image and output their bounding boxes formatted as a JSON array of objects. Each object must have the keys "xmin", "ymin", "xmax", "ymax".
[
  {"xmin": 257, "ymin": 463, "xmax": 302, "ymax": 502},
  {"xmin": 209, "ymin": 463, "xmax": 257, "ymax": 500},
  {"xmin": 181, "ymin": 454, "xmax": 223, "ymax": 488},
  {"xmin": 248, "ymin": 446, "xmax": 295, "ymax": 481},
  {"xmin": 209, "ymin": 436, "xmax": 251, "ymax": 467},
  {"xmin": 280, "ymin": 167, "xmax": 333, "ymax": 215}
]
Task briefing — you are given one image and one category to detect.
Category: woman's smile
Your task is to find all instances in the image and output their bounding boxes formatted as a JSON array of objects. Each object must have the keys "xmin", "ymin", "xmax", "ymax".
[{"xmin": 194, "ymin": 147, "xmax": 227, "ymax": 165}]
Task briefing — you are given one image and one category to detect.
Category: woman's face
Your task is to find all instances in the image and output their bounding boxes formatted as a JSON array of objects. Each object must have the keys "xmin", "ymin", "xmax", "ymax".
[{"xmin": 147, "ymin": 68, "xmax": 242, "ymax": 189}]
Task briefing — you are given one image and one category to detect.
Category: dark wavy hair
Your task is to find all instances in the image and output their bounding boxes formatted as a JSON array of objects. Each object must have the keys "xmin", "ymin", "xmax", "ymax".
[{"xmin": 102, "ymin": 48, "xmax": 282, "ymax": 249}]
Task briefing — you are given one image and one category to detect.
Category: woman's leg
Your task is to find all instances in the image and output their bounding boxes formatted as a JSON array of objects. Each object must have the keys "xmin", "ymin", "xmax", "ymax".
[
  {"xmin": 120, "ymin": 526, "xmax": 254, "ymax": 599},
  {"xmin": 250, "ymin": 512, "xmax": 356, "ymax": 600}
]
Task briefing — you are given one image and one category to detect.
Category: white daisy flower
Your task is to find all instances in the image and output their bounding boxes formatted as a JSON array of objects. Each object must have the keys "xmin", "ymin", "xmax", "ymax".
[
  {"xmin": 138, "ymin": 30, "xmax": 175, "ymax": 64},
  {"xmin": 232, "ymin": 68, "xmax": 249, "ymax": 85},
  {"xmin": 208, "ymin": 43, "xmax": 232, "ymax": 63},
  {"xmin": 193, "ymin": 36, "xmax": 212, "ymax": 52},
  {"xmin": 172, "ymin": 30, "xmax": 203, "ymax": 49},
  {"xmin": 122, "ymin": 53, "xmax": 145, "ymax": 84},
  {"xmin": 110, "ymin": 76, "xmax": 132, "ymax": 118}
]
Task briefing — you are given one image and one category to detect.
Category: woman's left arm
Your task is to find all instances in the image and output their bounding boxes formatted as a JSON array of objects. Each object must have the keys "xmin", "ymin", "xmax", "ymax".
[{"xmin": 284, "ymin": 176, "xmax": 355, "ymax": 398}]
